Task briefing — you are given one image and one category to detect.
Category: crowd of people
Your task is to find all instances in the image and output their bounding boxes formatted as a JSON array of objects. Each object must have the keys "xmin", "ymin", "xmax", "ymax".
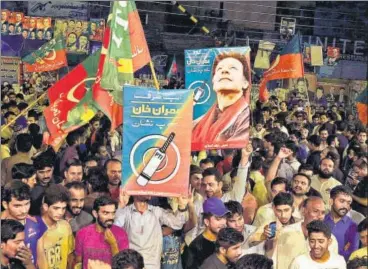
[{"xmin": 1, "ymin": 78, "xmax": 367, "ymax": 269}]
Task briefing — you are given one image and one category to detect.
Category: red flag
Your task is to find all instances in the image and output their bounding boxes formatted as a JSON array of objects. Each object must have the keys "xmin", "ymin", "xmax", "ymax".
[
  {"xmin": 44, "ymin": 51, "xmax": 100, "ymax": 151},
  {"xmin": 259, "ymin": 34, "xmax": 304, "ymax": 102}
]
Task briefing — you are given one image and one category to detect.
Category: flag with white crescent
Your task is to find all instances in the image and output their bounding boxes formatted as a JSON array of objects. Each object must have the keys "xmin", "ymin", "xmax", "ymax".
[
  {"xmin": 22, "ymin": 36, "xmax": 68, "ymax": 72},
  {"xmin": 44, "ymin": 50, "xmax": 101, "ymax": 151}
]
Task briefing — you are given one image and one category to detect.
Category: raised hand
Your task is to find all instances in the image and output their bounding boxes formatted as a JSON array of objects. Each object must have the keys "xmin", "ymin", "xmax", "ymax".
[
  {"xmin": 277, "ymin": 147, "xmax": 292, "ymax": 159},
  {"xmin": 118, "ymin": 188, "xmax": 130, "ymax": 208}
]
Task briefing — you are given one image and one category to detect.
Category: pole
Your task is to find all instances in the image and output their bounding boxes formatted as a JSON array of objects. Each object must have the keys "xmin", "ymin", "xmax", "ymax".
[
  {"xmin": 149, "ymin": 60, "xmax": 160, "ymax": 90},
  {"xmin": 1, "ymin": 91, "xmax": 47, "ymax": 132}
]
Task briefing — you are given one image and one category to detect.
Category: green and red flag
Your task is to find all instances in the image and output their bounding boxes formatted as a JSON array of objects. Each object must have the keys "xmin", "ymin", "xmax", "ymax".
[
  {"xmin": 22, "ymin": 36, "xmax": 67, "ymax": 72},
  {"xmin": 44, "ymin": 50, "xmax": 101, "ymax": 151},
  {"xmin": 167, "ymin": 55, "xmax": 178, "ymax": 78},
  {"xmin": 93, "ymin": 0, "xmax": 151, "ymax": 130}
]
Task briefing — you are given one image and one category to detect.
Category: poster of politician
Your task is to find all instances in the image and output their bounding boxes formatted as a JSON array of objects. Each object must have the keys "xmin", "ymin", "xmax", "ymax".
[
  {"xmin": 185, "ymin": 47, "xmax": 251, "ymax": 150},
  {"xmin": 122, "ymin": 86, "xmax": 193, "ymax": 197}
]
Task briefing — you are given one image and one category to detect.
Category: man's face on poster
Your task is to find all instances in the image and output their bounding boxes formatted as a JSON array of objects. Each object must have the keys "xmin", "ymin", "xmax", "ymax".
[
  {"xmin": 16, "ymin": 13, "xmax": 22, "ymax": 22},
  {"xmin": 43, "ymin": 18, "xmax": 50, "ymax": 28},
  {"xmin": 297, "ymin": 80, "xmax": 306, "ymax": 93},
  {"xmin": 1, "ymin": 11, "xmax": 7, "ymax": 21},
  {"xmin": 212, "ymin": 57, "xmax": 248, "ymax": 110},
  {"xmin": 30, "ymin": 19, "xmax": 36, "ymax": 28}
]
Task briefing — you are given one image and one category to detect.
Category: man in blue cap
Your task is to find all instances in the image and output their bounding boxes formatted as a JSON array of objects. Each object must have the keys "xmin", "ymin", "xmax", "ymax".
[{"xmin": 183, "ymin": 197, "xmax": 229, "ymax": 269}]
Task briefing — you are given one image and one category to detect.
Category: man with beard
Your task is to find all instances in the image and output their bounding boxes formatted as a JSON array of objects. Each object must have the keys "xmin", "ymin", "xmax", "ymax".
[
  {"xmin": 270, "ymin": 196, "xmax": 339, "ymax": 269},
  {"xmin": 1, "ymin": 181, "xmax": 42, "ymax": 266},
  {"xmin": 64, "ymin": 182, "xmax": 93, "ymax": 234},
  {"xmin": 183, "ymin": 198, "xmax": 228, "ymax": 269},
  {"xmin": 291, "ymin": 173, "xmax": 311, "ymax": 221},
  {"xmin": 30, "ymin": 153, "xmax": 56, "ymax": 216},
  {"xmin": 324, "ymin": 186, "xmax": 359, "ymax": 261},
  {"xmin": 75, "ymin": 196, "xmax": 129, "ymax": 269},
  {"xmin": 115, "ymin": 193, "xmax": 190, "ymax": 269},
  {"xmin": 36, "ymin": 185, "xmax": 74, "ymax": 269},
  {"xmin": 104, "ymin": 159, "xmax": 122, "ymax": 202},
  {"xmin": 200, "ymin": 228, "xmax": 244, "ymax": 269},
  {"xmin": 289, "ymin": 220, "xmax": 346, "ymax": 269},
  {"xmin": 310, "ymin": 158, "xmax": 341, "ymax": 206}
]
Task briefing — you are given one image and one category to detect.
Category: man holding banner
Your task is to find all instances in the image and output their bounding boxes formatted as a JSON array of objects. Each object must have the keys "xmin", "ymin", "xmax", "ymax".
[{"xmin": 192, "ymin": 52, "xmax": 251, "ymax": 149}]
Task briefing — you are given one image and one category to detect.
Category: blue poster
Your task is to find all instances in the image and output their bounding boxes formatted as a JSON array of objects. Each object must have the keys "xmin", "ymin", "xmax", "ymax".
[
  {"xmin": 122, "ymin": 86, "xmax": 193, "ymax": 197},
  {"xmin": 185, "ymin": 47, "xmax": 252, "ymax": 150}
]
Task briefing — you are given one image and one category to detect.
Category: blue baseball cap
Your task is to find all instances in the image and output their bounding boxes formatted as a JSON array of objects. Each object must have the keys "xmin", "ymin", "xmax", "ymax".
[{"xmin": 203, "ymin": 197, "xmax": 229, "ymax": 217}]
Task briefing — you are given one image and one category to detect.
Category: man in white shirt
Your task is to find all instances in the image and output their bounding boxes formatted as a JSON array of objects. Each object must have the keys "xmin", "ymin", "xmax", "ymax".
[
  {"xmin": 114, "ymin": 194, "xmax": 190, "ymax": 269},
  {"xmin": 224, "ymin": 200, "xmax": 261, "ymax": 254},
  {"xmin": 289, "ymin": 220, "xmax": 346, "ymax": 269},
  {"xmin": 187, "ymin": 145, "xmax": 252, "ymax": 244}
]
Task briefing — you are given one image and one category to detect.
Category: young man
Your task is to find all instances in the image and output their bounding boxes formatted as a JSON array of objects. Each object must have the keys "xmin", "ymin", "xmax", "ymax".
[
  {"xmin": 349, "ymin": 218, "xmax": 367, "ymax": 260},
  {"xmin": 224, "ymin": 201, "xmax": 257, "ymax": 252},
  {"xmin": 75, "ymin": 196, "xmax": 129, "ymax": 269},
  {"xmin": 11, "ymin": 163, "xmax": 37, "ymax": 189},
  {"xmin": 64, "ymin": 182, "xmax": 93, "ymax": 234},
  {"xmin": 306, "ymin": 135, "xmax": 322, "ymax": 173},
  {"xmin": 30, "ymin": 153, "xmax": 56, "ymax": 216},
  {"xmin": 325, "ymin": 186, "xmax": 359, "ymax": 260},
  {"xmin": 1, "ymin": 219, "xmax": 35, "ymax": 269},
  {"xmin": 36, "ymin": 185, "xmax": 75, "ymax": 269},
  {"xmin": 289, "ymin": 220, "xmax": 346, "ymax": 269},
  {"xmin": 200, "ymin": 228, "xmax": 244, "ymax": 269},
  {"xmin": 248, "ymin": 192, "xmax": 295, "ymax": 247},
  {"xmin": 291, "ymin": 173, "xmax": 311, "ymax": 221},
  {"xmin": 252, "ymin": 177, "xmax": 288, "ymax": 227},
  {"xmin": 62, "ymin": 159, "xmax": 83, "ymax": 185},
  {"xmin": 1, "ymin": 181, "xmax": 42, "ymax": 266},
  {"xmin": 115, "ymin": 192, "xmax": 190, "ymax": 269},
  {"xmin": 183, "ymin": 198, "xmax": 228, "ymax": 269},
  {"xmin": 271, "ymin": 197, "xmax": 339, "ymax": 269}
]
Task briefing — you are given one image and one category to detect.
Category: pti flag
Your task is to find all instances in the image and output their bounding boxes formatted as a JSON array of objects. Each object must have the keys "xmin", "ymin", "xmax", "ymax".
[
  {"xmin": 100, "ymin": 0, "xmax": 151, "ymax": 89},
  {"xmin": 93, "ymin": 1, "xmax": 151, "ymax": 130},
  {"xmin": 167, "ymin": 55, "xmax": 178, "ymax": 78},
  {"xmin": 122, "ymin": 86, "xmax": 193, "ymax": 197},
  {"xmin": 259, "ymin": 34, "xmax": 304, "ymax": 102},
  {"xmin": 44, "ymin": 50, "xmax": 100, "ymax": 150},
  {"xmin": 22, "ymin": 36, "xmax": 67, "ymax": 72}
]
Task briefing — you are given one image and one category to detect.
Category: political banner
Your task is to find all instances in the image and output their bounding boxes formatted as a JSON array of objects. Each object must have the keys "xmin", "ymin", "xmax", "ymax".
[
  {"xmin": 28, "ymin": 1, "xmax": 88, "ymax": 20},
  {"xmin": 185, "ymin": 46, "xmax": 251, "ymax": 150},
  {"xmin": 0, "ymin": 56, "xmax": 21, "ymax": 85},
  {"xmin": 122, "ymin": 86, "xmax": 193, "ymax": 197}
]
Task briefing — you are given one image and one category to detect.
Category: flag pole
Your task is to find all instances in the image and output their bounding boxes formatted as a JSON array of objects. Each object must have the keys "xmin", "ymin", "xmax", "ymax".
[
  {"xmin": 149, "ymin": 60, "xmax": 160, "ymax": 90},
  {"xmin": 1, "ymin": 91, "xmax": 47, "ymax": 132}
]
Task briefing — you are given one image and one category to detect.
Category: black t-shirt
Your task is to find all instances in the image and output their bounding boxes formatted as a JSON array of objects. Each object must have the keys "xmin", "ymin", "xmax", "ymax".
[
  {"xmin": 306, "ymin": 150, "xmax": 321, "ymax": 173},
  {"xmin": 183, "ymin": 233, "xmax": 216, "ymax": 269},
  {"xmin": 1, "ymin": 258, "xmax": 26, "ymax": 269},
  {"xmin": 352, "ymin": 179, "xmax": 368, "ymax": 217},
  {"xmin": 200, "ymin": 253, "xmax": 232, "ymax": 269}
]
